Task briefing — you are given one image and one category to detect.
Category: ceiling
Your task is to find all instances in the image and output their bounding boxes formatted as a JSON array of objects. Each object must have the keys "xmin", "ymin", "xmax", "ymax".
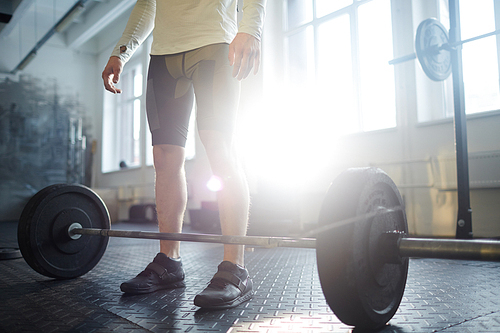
[{"xmin": 0, "ymin": 0, "xmax": 135, "ymax": 73}]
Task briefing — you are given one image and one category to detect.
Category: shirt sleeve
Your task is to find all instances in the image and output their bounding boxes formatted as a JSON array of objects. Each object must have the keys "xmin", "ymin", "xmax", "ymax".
[
  {"xmin": 110, "ymin": 0, "xmax": 156, "ymax": 63},
  {"xmin": 238, "ymin": 0, "xmax": 267, "ymax": 40}
]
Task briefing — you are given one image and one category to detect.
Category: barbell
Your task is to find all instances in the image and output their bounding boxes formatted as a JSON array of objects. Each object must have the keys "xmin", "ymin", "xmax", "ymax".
[
  {"xmin": 389, "ymin": 17, "xmax": 500, "ymax": 81},
  {"xmin": 17, "ymin": 167, "xmax": 500, "ymax": 330}
]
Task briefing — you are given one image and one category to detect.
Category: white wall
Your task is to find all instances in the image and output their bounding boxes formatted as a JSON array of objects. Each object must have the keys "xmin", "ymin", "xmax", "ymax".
[{"xmin": 0, "ymin": 33, "xmax": 99, "ymax": 133}]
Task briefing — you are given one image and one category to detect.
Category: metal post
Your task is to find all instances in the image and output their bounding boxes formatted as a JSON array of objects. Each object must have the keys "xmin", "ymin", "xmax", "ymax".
[{"xmin": 449, "ymin": 0, "xmax": 472, "ymax": 239}]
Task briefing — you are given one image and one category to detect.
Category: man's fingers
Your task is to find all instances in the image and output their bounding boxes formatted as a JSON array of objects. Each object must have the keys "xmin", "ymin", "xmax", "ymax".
[
  {"xmin": 104, "ymin": 79, "xmax": 117, "ymax": 94},
  {"xmin": 102, "ymin": 69, "xmax": 116, "ymax": 93},
  {"xmin": 102, "ymin": 73, "xmax": 121, "ymax": 94},
  {"xmin": 228, "ymin": 44, "xmax": 236, "ymax": 66},
  {"xmin": 107, "ymin": 79, "xmax": 122, "ymax": 94},
  {"xmin": 253, "ymin": 49, "xmax": 261, "ymax": 75},
  {"xmin": 102, "ymin": 71, "xmax": 113, "ymax": 92},
  {"xmin": 102, "ymin": 56, "xmax": 123, "ymax": 94},
  {"xmin": 232, "ymin": 51, "xmax": 243, "ymax": 78},
  {"xmin": 229, "ymin": 33, "xmax": 261, "ymax": 80},
  {"xmin": 238, "ymin": 58, "xmax": 251, "ymax": 80},
  {"xmin": 236, "ymin": 49, "xmax": 257, "ymax": 80}
]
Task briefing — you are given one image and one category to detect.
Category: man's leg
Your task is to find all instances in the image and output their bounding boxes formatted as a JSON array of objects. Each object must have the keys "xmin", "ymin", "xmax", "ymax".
[
  {"xmin": 185, "ymin": 43, "xmax": 252, "ymax": 308},
  {"xmin": 119, "ymin": 143, "xmax": 188, "ymax": 294},
  {"xmin": 119, "ymin": 53, "xmax": 193, "ymax": 295},
  {"xmin": 198, "ymin": 130, "xmax": 250, "ymax": 267},
  {"xmin": 153, "ymin": 144, "xmax": 187, "ymax": 259},
  {"xmin": 193, "ymin": 129, "xmax": 253, "ymax": 309}
]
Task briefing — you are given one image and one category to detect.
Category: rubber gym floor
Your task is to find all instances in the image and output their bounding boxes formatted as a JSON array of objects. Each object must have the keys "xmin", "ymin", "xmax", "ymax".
[{"xmin": 1, "ymin": 220, "xmax": 500, "ymax": 333}]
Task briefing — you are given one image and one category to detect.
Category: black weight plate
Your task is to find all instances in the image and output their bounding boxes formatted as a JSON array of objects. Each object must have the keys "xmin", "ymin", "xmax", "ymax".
[
  {"xmin": 18, "ymin": 184, "xmax": 110, "ymax": 279},
  {"xmin": 0, "ymin": 248, "xmax": 22, "ymax": 260},
  {"xmin": 415, "ymin": 18, "xmax": 452, "ymax": 81},
  {"xmin": 316, "ymin": 168, "xmax": 408, "ymax": 329},
  {"xmin": 17, "ymin": 184, "xmax": 68, "ymax": 271}
]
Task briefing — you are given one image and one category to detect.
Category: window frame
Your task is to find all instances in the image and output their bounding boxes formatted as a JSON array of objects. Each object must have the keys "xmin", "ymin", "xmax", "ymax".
[
  {"xmin": 414, "ymin": 0, "xmax": 500, "ymax": 124},
  {"xmin": 282, "ymin": 0, "xmax": 397, "ymax": 134},
  {"xmin": 101, "ymin": 48, "xmax": 145, "ymax": 174}
]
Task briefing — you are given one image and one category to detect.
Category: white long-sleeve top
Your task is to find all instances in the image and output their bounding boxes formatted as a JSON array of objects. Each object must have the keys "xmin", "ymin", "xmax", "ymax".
[{"xmin": 111, "ymin": 0, "xmax": 266, "ymax": 63}]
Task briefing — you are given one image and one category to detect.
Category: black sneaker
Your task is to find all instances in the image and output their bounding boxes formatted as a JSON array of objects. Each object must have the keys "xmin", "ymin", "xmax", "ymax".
[
  {"xmin": 120, "ymin": 253, "xmax": 185, "ymax": 294},
  {"xmin": 194, "ymin": 261, "xmax": 253, "ymax": 309}
]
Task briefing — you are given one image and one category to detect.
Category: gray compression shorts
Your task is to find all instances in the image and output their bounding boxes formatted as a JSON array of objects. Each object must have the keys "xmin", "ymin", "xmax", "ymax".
[{"xmin": 146, "ymin": 43, "xmax": 241, "ymax": 147}]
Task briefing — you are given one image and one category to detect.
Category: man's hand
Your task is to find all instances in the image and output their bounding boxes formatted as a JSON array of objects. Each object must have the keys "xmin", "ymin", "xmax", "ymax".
[
  {"xmin": 228, "ymin": 33, "xmax": 261, "ymax": 81},
  {"xmin": 102, "ymin": 56, "xmax": 123, "ymax": 94}
]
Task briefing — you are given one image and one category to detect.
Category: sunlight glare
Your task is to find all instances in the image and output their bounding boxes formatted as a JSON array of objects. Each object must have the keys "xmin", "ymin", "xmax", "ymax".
[{"xmin": 206, "ymin": 175, "xmax": 223, "ymax": 192}]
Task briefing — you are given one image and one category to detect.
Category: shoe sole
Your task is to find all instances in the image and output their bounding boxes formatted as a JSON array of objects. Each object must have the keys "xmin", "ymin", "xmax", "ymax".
[
  {"xmin": 194, "ymin": 290, "xmax": 253, "ymax": 310},
  {"xmin": 120, "ymin": 280, "xmax": 186, "ymax": 294}
]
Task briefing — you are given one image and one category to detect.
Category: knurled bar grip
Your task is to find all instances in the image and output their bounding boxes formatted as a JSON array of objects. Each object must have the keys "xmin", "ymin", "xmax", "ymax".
[
  {"xmin": 399, "ymin": 238, "xmax": 500, "ymax": 262},
  {"xmin": 71, "ymin": 228, "xmax": 317, "ymax": 249}
]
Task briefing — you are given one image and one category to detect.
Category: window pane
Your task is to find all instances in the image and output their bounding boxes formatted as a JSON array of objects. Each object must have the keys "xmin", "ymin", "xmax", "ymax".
[
  {"xmin": 286, "ymin": 26, "xmax": 315, "ymax": 86},
  {"xmin": 145, "ymin": 130, "xmax": 153, "ymax": 166},
  {"xmin": 102, "ymin": 68, "xmax": 141, "ymax": 172},
  {"xmin": 134, "ymin": 72, "xmax": 143, "ymax": 98},
  {"xmin": 358, "ymin": 0, "xmax": 396, "ymax": 131},
  {"xmin": 316, "ymin": 0, "xmax": 352, "ymax": 18},
  {"xmin": 460, "ymin": 0, "xmax": 500, "ymax": 114},
  {"xmin": 287, "ymin": 0, "xmax": 312, "ymax": 29},
  {"xmin": 118, "ymin": 97, "xmax": 135, "ymax": 168},
  {"xmin": 439, "ymin": 0, "xmax": 450, "ymax": 30},
  {"xmin": 122, "ymin": 70, "xmax": 133, "ymax": 95},
  {"xmin": 102, "ymin": 92, "xmax": 116, "ymax": 173},
  {"xmin": 317, "ymin": 15, "xmax": 358, "ymax": 134},
  {"xmin": 133, "ymin": 99, "xmax": 141, "ymax": 141},
  {"xmin": 132, "ymin": 99, "xmax": 141, "ymax": 165}
]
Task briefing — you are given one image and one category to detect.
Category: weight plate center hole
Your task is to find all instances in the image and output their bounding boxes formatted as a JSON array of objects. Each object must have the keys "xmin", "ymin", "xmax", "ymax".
[{"xmin": 52, "ymin": 208, "xmax": 90, "ymax": 254}]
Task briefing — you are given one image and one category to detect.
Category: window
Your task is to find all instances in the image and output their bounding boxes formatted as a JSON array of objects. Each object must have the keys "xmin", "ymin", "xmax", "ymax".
[
  {"xmin": 284, "ymin": 0, "xmax": 396, "ymax": 134},
  {"xmin": 459, "ymin": 0, "xmax": 500, "ymax": 114},
  {"xmin": 102, "ymin": 62, "xmax": 143, "ymax": 172},
  {"xmin": 419, "ymin": 0, "xmax": 500, "ymax": 122}
]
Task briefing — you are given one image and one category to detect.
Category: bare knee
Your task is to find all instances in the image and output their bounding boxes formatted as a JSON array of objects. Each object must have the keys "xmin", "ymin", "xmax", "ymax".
[
  {"xmin": 153, "ymin": 144, "xmax": 186, "ymax": 174},
  {"xmin": 198, "ymin": 131, "xmax": 235, "ymax": 174}
]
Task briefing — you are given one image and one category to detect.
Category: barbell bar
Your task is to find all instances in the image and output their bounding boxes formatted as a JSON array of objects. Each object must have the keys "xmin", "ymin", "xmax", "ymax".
[
  {"xmin": 69, "ymin": 224, "xmax": 317, "ymax": 249},
  {"xmin": 389, "ymin": 27, "xmax": 500, "ymax": 65},
  {"xmin": 17, "ymin": 167, "xmax": 500, "ymax": 330},
  {"xmin": 66, "ymin": 225, "xmax": 500, "ymax": 262}
]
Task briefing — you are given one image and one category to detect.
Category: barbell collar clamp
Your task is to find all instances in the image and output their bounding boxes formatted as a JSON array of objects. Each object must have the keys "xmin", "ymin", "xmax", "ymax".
[{"xmin": 67, "ymin": 222, "xmax": 83, "ymax": 240}]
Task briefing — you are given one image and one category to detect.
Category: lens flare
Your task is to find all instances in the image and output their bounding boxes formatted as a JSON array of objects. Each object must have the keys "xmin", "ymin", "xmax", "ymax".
[{"xmin": 206, "ymin": 175, "xmax": 223, "ymax": 192}]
